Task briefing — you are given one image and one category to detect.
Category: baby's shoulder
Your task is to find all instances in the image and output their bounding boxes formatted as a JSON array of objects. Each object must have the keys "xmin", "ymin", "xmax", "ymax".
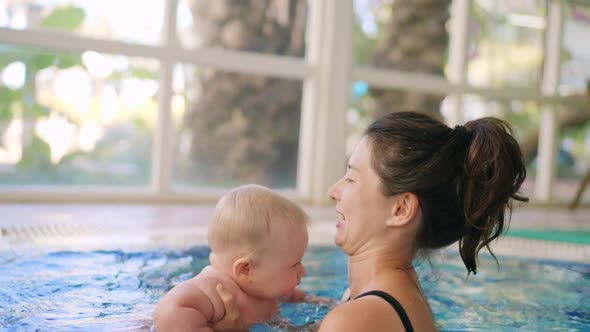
[{"xmin": 191, "ymin": 266, "xmax": 242, "ymax": 322}]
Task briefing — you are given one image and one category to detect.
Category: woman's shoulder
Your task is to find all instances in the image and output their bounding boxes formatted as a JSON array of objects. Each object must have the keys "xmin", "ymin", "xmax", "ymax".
[{"xmin": 318, "ymin": 296, "xmax": 403, "ymax": 332}]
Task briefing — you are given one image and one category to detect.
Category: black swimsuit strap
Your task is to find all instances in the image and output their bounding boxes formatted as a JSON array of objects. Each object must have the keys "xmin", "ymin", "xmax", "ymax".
[{"xmin": 354, "ymin": 290, "xmax": 414, "ymax": 332}]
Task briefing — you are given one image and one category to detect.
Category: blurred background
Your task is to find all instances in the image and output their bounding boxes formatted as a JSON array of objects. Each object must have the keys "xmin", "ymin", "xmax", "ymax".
[{"xmin": 0, "ymin": 0, "xmax": 589, "ymax": 207}]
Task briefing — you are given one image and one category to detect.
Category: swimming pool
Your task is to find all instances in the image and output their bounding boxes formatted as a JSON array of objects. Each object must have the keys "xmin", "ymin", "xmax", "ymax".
[{"xmin": 1, "ymin": 246, "xmax": 588, "ymax": 331}]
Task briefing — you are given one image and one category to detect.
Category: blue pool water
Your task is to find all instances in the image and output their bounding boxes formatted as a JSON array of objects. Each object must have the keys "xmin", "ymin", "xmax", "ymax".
[{"xmin": 0, "ymin": 246, "xmax": 589, "ymax": 331}]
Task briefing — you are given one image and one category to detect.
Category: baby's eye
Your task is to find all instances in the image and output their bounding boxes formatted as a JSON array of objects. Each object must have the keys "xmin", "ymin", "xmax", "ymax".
[{"xmin": 293, "ymin": 262, "xmax": 301, "ymax": 267}]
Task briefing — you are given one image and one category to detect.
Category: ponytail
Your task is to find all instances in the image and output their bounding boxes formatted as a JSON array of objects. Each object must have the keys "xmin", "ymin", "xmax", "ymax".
[{"xmin": 459, "ymin": 118, "xmax": 529, "ymax": 274}]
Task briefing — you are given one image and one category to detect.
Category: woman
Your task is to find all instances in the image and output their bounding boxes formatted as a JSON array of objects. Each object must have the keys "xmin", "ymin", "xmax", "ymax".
[{"xmin": 213, "ymin": 111, "xmax": 528, "ymax": 331}]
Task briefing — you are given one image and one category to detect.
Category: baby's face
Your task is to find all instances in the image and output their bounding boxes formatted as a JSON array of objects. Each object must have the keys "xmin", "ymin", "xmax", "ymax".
[{"xmin": 247, "ymin": 223, "xmax": 308, "ymax": 300}]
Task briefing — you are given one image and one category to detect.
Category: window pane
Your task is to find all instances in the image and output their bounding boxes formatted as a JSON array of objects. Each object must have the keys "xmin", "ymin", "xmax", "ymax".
[
  {"xmin": 469, "ymin": 0, "xmax": 546, "ymax": 88},
  {"xmin": 554, "ymin": 103, "xmax": 590, "ymax": 204},
  {"xmin": 176, "ymin": 0, "xmax": 308, "ymax": 57},
  {"xmin": 348, "ymin": 84, "xmax": 446, "ymax": 154},
  {"xmin": 172, "ymin": 65, "xmax": 302, "ymax": 189},
  {"xmin": 461, "ymin": 95, "xmax": 539, "ymax": 198},
  {"xmin": 0, "ymin": 45, "xmax": 158, "ymax": 185},
  {"xmin": 555, "ymin": 0, "xmax": 590, "ymax": 204},
  {"xmin": 561, "ymin": 3, "xmax": 590, "ymax": 96},
  {"xmin": 0, "ymin": 0, "xmax": 165, "ymax": 45},
  {"xmin": 353, "ymin": 0, "xmax": 450, "ymax": 76}
]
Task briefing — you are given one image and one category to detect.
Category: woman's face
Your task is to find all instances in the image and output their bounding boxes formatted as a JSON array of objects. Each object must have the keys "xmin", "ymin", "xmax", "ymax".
[{"xmin": 328, "ymin": 136, "xmax": 397, "ymax": 255}]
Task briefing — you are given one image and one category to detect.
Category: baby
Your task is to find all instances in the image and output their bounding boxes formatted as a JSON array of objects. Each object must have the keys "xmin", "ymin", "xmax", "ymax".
[{"xmin": 153, "ymin": 184, "xmax": 309, "ymax": 331}]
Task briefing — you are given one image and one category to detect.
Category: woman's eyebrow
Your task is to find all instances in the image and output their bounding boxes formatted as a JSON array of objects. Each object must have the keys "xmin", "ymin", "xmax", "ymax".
[{"xmin": 347, "ymin": 164, "xmax": 360, "ymax": 173}]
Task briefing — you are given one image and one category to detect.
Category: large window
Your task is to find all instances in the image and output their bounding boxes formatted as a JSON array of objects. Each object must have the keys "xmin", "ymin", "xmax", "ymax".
[{"xmin": 0, "ymin": 0, "xmax": 587, "ymax": 205}]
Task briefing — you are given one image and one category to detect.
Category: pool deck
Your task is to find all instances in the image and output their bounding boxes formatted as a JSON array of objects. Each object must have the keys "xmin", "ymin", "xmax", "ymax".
[{"xmin": 0, "ymin": 204, "xmax": 588, "ymax": 263}]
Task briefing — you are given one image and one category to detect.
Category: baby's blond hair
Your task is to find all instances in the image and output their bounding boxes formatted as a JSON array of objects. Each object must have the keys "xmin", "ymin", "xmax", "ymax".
[{"xmin": 207, "ymin": 184, "xmax": 309, "ymax": 258}]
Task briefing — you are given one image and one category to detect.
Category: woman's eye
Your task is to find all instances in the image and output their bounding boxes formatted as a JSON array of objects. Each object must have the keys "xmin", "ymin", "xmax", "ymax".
[{"xmin": 345, "ymin": 178, "xmax": 354, "ymax": 183}]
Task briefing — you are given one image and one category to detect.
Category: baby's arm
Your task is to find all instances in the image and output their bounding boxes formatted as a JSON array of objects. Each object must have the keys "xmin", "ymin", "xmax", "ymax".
[{"xmin": 153, "ymin": 280, "xmax": 215, "ymax": 332}]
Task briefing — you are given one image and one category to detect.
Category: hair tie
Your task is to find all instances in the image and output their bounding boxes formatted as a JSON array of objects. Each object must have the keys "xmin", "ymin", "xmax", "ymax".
[{"xmin": 454, "ymin": 125, "xmax": 472, "ymax": 146}]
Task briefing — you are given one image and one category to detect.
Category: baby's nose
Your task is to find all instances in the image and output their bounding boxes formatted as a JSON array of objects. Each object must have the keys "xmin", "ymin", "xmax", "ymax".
[{"xmin": 300, "ymin": 264, "xmax": 307, "ymax": 277}]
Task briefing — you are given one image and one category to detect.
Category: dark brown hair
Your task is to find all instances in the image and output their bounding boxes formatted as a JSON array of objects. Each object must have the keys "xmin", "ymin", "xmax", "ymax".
[{"xmin": 365, "ymin": 111, "xmax": 528, "ymax": 274}]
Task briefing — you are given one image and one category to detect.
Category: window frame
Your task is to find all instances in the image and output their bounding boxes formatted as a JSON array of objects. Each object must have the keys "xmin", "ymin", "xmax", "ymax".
[{"xmin": 0, "ymin": 0, "xmax": 577, "ymax": 205}]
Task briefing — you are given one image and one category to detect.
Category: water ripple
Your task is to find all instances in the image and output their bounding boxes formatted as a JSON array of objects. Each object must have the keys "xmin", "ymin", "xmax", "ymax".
[{"xmin": 0, "ymin": 246, "xmax": 588, "ymax": 331}]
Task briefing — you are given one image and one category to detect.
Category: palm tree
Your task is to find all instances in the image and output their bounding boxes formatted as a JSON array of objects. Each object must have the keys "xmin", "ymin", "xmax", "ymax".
[
  {"xmin": 365, "ymin": 0, "xmax": 451, "ymax": 120},
  {"xmin": 183, "ymin": 0, "xmax": 307, "ymax": 187}
]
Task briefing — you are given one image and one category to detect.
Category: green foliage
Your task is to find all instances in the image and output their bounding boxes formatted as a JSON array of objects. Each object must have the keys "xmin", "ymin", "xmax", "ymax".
[
  {"xmin": 30, "ymin": 53, "xmax": 54, "ymax": 71},
  {"xmin": 0, "ymin": 6, "xmax": 85, "ymax": 72},
  {"xmin": 17, "ymin": 135, "xmax": 52, "ymax": 170},
  {"xmin": 32, "ymin": 104, "xmax": 50, "ymax": 117},
  {"xmin": 471, "ymin": 2, "xmax": 495, "ymax": 43},
  {"xmin": 0, "ymin": 5, "xmax": 86, "ymax": 180},
  {"xmin": 30, "ymin": 53, "xmax": 81, "ymax": 71},
  {"xmin": 561, "ymin": 119, "xmax": 590, "ymax": 140},
  {"xmin": 0, "ymin": 5, "xmax": 162, "ymax": 185},
  {"xmin": 107, "ymin": 67, "xmax": 158, "ymax": 81},
  {"xmin": 40, "ymin": 6, "xmax": 85, "ymax": 31},
  {"xmin": 56, "ymin": 54, "xmax": 81, "ymax": 69},
  {"xmin": 353, "ymin": 21, "xmax": 377, "ymax": 65},
  {"xmin": 0, "ymin": 87, "xmax": 21, "ymax": 122},
  {"xmin": 0, "ymin": 45, "xmax": 26, "ymax": 68}
]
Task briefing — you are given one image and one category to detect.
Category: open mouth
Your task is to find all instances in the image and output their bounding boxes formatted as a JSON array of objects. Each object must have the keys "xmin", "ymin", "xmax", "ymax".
[{"xmin": 336, "ymin": 210, "xmax": 345, "ymax": 228}]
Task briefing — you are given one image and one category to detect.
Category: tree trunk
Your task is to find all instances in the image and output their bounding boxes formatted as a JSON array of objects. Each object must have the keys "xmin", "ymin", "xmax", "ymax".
[
  {"xmin": 184, "ymin": 0, "xmax": 307, "ymax": 187},
  {"xmin": 367, "ymin": 0, "xmax": 451, "ymax": 120}
]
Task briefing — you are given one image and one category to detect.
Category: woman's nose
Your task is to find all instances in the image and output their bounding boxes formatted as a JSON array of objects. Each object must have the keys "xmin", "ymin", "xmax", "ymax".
[{"xmin": 328, "ymin": 180, "xmax": 340, "ymax": 201}]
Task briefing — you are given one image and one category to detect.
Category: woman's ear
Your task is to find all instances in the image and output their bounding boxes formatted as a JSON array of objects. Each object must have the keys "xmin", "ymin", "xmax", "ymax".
[
  {"xmin": 232, "ymin": 257, "xmax": 253, "ymax": 282},
  {"xmin": 386, "ymin": 192, "xmax": 420, "ymax": 227}
]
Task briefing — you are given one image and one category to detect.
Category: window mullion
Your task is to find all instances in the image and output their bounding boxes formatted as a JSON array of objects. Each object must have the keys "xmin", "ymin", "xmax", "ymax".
[
  {"xmin": 308, "ymin": 0, "xmax": 353, "ymax": 205},
  {"xmin": 152, "ymin": 0, "xmax": 179, "ymax": 195},
  {"xmin": 536, "ymin": 0, "xmax": 564, "ymax": 203}
]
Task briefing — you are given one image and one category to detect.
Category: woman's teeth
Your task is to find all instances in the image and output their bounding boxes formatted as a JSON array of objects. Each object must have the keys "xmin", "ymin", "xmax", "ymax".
[{"xmin": 336, "ymin": 211, "xmax": 345, "ymax": 227}]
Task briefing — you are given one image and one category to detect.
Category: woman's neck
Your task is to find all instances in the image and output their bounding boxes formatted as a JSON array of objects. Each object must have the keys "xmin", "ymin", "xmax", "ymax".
[{"xmin": 347, "ymin": 244, "xmax": 417, "ymax": 298}]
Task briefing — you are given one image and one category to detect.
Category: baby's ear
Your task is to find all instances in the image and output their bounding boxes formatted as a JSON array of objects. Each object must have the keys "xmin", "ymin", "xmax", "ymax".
[{"xmin": 232, "ymin": 257, "xmax": 252, "ymax": 282}]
